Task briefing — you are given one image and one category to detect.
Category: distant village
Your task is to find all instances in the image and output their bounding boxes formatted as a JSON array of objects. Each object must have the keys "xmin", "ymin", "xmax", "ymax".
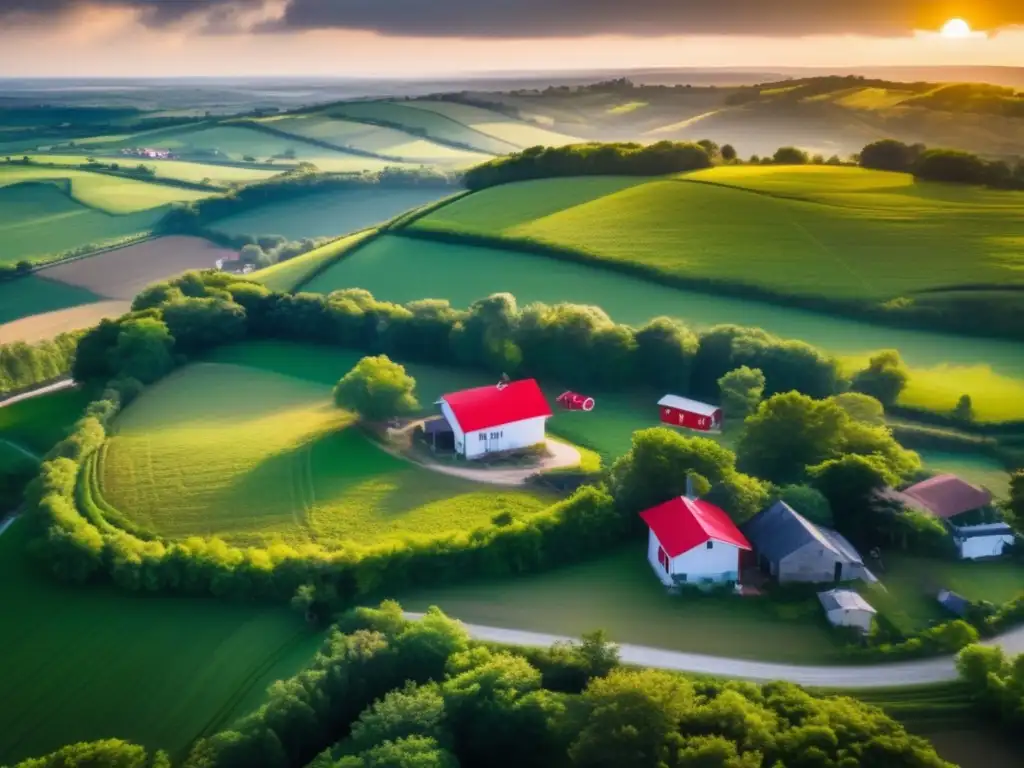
[{"xmin": 119, "ymin": 147, "xmax": 175, "ymax": 160}]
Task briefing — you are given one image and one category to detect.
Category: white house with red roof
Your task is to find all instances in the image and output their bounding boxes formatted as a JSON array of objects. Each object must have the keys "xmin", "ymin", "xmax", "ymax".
[
  {"xmin": 640, "ymin": 495, "xmax": 752, "ymax": 587},
  {"xmin": 438, "ymin": 378, "xmax": 552, "ymax": 460}
]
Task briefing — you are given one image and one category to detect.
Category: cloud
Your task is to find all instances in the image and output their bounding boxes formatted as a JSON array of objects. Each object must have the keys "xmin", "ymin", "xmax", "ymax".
[{"xmin": 2, "ymin": 0, "xmax": 1023, "ymax": 38}]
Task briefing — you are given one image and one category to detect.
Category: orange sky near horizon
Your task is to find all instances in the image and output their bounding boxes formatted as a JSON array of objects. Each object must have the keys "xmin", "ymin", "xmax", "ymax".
[{"xmin": 0, "ymin": 6, "xmax": 1021, "ymax": 78}]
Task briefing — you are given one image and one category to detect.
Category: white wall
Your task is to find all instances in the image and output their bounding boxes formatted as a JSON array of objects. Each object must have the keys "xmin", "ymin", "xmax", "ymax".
[
  {"xmin": 647, "ymin": 530, "xmax": 674, "ymax": 586},
  {"xmin": 463, "ymin": 415, "xmax": 547, "ymax": 460},
  {"xmin": 440, "ymin": 401, "xmax": 466, "ymax": 456},
  {"xmin": 671, "ymin": 539, "xmax": 741, "ymax": 584},
  {"xmin": 959, "ymin": 534, "xmax": 1015, "ymax": 560},
  {"xmin": 826, "ymin": 609, "xmax": 874, "ymax": 633}
]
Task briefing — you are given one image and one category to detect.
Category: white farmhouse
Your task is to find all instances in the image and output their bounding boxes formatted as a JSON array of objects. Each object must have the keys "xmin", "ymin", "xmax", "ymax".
[
  {"xmin": 438, "ymin": 378, "xmax": 552, "ymax": 460},
  {"xmin": 639, "ymin": 495, "xmax": 752, "ymax": 587}
]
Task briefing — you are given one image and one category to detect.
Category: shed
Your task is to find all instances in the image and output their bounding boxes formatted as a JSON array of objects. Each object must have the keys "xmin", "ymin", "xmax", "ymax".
[
  {"xmin": 937, "ymin": 589, "xmax": 970, "ymax": 618},
  {"xmin": 439, "ymin": 378, "xmax": 552, "ymax": 460},
  {"xmin": 658, "ymin": 395, "xmax": 722, "ymax": 433},
  {"xmin": 741, "ymin": 501, "xmax": 868, "ymax": 584},
  {"xmin": 640, "ymin": 496, "xmax": 751, "ymax": 587},
  {"xmin": 818, "ymin": 588, "xmax": 876, "ymax": 632}
]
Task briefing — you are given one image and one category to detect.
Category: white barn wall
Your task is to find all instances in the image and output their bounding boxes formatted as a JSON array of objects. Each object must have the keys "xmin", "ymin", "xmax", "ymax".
[
  {"xmin": 959, "ymin": 534, "xmax": 1016, "ymax": 560},
  {"xmin": 463, "ymin": 415, "xmax": 547, "ymax": 460},
  {"xmin": 440, "ymin": 401, "xmax": 466, "ymax": 455},
  {"xmin": 646, "ymin": 531, "xmax": 741, "ymax": 586},
  {"xmin": 825, "ymin": 608, "xmax": 874, "ymax": 633}
]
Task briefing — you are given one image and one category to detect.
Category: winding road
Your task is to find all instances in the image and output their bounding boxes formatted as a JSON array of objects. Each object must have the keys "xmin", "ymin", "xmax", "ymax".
[{"xmin": 404, "ymin": 612, "xmax": 1024, "ymax": 689}]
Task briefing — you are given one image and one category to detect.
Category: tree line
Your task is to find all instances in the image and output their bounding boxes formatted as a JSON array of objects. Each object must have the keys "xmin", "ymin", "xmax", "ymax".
[
  {"xmin": 9, "ymin": 602, "xmax": 952, "ymax": 768},
  {"xmin": 23, "ymin": 272, "xmax": 939, "ymax": 619},
  {"xmin": 859, "ymin": 138, "xmax": 1024, "ymax": 190},
  {"xmin": 0, "ymin": 333, "xmax": 80, "ymax": 399}
]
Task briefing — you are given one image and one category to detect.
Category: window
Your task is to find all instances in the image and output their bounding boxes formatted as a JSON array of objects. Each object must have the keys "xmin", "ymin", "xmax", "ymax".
[
  {"xmin": 479, "ymin": 434, "xmax": 486, "ymax": 442},
  {"xmin": 706, "ymin": 541, "xmax": 714, "ymax": 549},
  {"xmin": 657, "ymin": 547, "xmax": 669, "ymax": 573}
]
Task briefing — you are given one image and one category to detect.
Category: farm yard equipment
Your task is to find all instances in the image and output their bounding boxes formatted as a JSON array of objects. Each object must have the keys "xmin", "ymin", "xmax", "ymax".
[{"xmin": 556, "ymin": 391, "xmax": 595, "ymax": 411}]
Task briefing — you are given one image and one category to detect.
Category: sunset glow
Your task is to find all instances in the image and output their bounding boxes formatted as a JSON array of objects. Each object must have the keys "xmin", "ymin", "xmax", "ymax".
[{"xmin": 941, "ymin": 18, "xmax": 973, "ymax": 38}]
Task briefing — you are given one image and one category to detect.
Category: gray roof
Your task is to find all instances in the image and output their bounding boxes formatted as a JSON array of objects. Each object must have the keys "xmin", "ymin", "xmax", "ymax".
[
  {"xmin": 818, "ymin": 588, "xmax": 875, "ymax": 614},
  {"xmin": 741, "ymin": 501, "xmax": 864, "ymax": 565},
  {"xmin": 937, "ymin": 589, "xmax": 970, "ymax": 617}
]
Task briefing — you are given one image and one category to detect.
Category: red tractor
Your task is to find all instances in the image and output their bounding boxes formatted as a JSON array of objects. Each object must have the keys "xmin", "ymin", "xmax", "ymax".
[{"xmin": 556, "ymin": 391, "xmax": 595, "ymax": 412}]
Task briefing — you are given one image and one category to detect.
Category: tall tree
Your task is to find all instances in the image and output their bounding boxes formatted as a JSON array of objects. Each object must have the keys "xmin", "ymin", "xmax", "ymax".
[{"xmin": 334, "ymin": 356, "xmax": 419, "ymax": 422}]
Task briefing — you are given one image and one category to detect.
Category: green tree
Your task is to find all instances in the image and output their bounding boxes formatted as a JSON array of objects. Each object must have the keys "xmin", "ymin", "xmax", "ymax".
[
  {"xmin": 1008, "ymin": 470, "xmax": 1024, "ymax": 527},
  {"xmin": 350, "ymin": 684, "xmax": 448, "ymax": 752},
  {"xmin": 776, "ymin": 484, "xmax": 833, "ymax": 526},
  {"xmin": 342, "ymin": 736, "xmax": 459, "ymax": 768},
  {"xmin": 952, "ymin": 394, "xmax": 974, "ymax": 423},
  {"xmin": 12, "ymin": 739, "xmax": 151, "ymax": 768},
  {"xmin": 717, "ymin": 366, "xmax": 765, "ymax": 420},
  {"xmin": 773, "ymin": 146, "xmax": 809, "ymax": 165},
  {"xmin": 720, "ymin": 144, "xmax": 737, "ymax": 162},
  {"xmin": 860, "ymin": 139, "xmax": 918, "ymax": 172},
  {"xmin": 830, "ymin": 392, "xmax": 885, "ymax": 425},
  {"xmin": 850, "ymin": 350, "xmax": 908, "ymax": 406},
  {"xmin": 633, "ymin": 317, "xmax": 699, "ymax": 392},
  {"xmin": 108, "ymin": 317, "xmax": 175, "ymax": 385},
  {"xmin": 334, "ymin": 356, "xmax": 419, "ymax": 422},
  {"xmin": 809, "ymin": 453, "xmax": 898, "ymax": 546}
]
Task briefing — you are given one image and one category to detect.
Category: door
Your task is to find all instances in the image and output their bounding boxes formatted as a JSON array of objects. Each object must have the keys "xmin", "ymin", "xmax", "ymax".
[{"xmin": 833, "ymin": 562, "xmax": 843, "ymax": 582}]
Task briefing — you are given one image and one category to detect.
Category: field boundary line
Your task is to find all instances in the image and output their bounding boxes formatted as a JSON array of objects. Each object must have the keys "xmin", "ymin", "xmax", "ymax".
[
  {"xmin": 322, "ymin": 111, "xmax": 503, "ymax": 156},
  {"xmin": 0, "ymin": 438, "xmax": 41, "ymax": 463},
  {"xmin": 229, "ymin": 118, "xmax": 415, "ymax": 164},
  {"xmin": 394, "ymin": 101, "xmax": 524, "ymax": 152},
  {"xmin": 400, "ymin": 100, "xmax": 574, "ymax": 150}
]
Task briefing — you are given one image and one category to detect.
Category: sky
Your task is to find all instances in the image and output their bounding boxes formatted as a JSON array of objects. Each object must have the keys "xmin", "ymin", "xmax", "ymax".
[{"xmin": 0, "ymin": 0, "xmax": 1021, "ymax": 78}]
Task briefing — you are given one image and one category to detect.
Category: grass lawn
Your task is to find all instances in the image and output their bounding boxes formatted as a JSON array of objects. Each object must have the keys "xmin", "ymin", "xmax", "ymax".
[
  {"xmin": 395, "ymin": 546, "xmax": 844, "ymax": 663},
  {"xmin": 258, "ymin": 115, "xmax": 490, "ymax": 165},
  {"xmin": 210, "ymin": 186, "xmax": 452, "ymax": 240},
  {"xmin": 0, "ymin": 520, "xmax": 322, "ymax": 765},
  {"xmin": 402, "ymin": 100, "xmax": 579, "ymax": 148},
  {"xmin": 0, "ymin": 165, "xmax": 211, "ymax": 214},
  {"xmin": 0, "ymin": 182, "xmax": 162, "ymax": 265},
  {"xmin": 300, "ymin": 233, "xmax": 1024, "ymax": 421},
  {"xmin": 413, "ymin": 168, "xmax": 1024, "ymax": 301},
  {"xmin": 862, "ymin": 554, "xmax": 1024, "ymax": 636},
  {"xmin": 251, "ymin": 230, "xmax": 377, "ymax": 293},
  {"xmin": 98, "ymin": 344, "xmax": 553, "ymax": 548}
]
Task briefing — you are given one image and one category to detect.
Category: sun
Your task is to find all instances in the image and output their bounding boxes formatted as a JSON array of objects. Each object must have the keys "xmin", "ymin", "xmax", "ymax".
[{"xmin": 940, "ymin": 18, "xmax": 973, "ymax": 38}]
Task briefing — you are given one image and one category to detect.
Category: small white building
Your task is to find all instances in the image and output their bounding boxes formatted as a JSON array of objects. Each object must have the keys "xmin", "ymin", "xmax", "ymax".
[
  {"xmin": 818, "ymin": 588, "xmax": 876, "ymax": 633},
  {"xmin": 438, "ymin": 378, "xmax": 552, "ymax": 460},
  {"xmin": 639, "ymin": 495, "xmax": 751, "ymax": 587}
]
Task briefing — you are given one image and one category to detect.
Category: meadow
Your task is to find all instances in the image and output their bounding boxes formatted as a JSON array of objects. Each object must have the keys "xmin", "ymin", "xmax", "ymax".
[
  {"xmin": 402, "ymin": 100, "xmax": 580, "ymax": 149},
  {"xmin": 24, "ymin": 153, "xmax": 282, "ymax": 187},
  {"xmin": 209, "ymin": 186, "xmax": 453, "ymax": 240},
  {"xmin": 0, "ymin": 520, "xmax": 322, "ymax": 765},
  {"xmin": 251, "ymin": 230, "xmax": 377, "ymax": 293},
  {"xmin": 0, "ymin": 386, "xmax": 91, "ymax": 456},
  {"xmin": 97, "ymin": 343, "xmax": 553, "ymax": 548},
  {"xmin": 412, "ymin": 166, "xmax": 1024, "ymax": 301},
  {"xmin": 0, "ymin": 236, "xmax": 235, "ymax": 342},
  {"xmin": 300, "ymin": 233, "xmax": 1024, "ymax": 421}
]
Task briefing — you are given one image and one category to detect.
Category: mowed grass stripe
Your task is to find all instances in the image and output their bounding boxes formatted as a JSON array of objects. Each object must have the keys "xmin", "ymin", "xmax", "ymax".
[{"xmin": 98, "ymin": 353, "xmax": 552, "ymax": 548}]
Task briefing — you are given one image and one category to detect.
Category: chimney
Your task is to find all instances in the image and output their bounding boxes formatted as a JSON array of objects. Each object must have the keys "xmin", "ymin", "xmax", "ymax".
[{"xmin": 685, "ymin": 473, "xmax": 696, "ymax": 500}]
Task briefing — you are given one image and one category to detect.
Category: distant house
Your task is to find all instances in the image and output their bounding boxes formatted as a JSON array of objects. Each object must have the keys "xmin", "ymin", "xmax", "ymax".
[
  {"xmin": 658, "ymin": 395, "xmax": 722, "ymax": 433},
  {"xmin": 818, "ymin": 588, "xmax": 876, "ymax": 633},
  {"xmin": 639, "ymin": 495, "xmax": 751, "ymax": 587},
  {"xmin": 895, "ymin": 474, "xmax": 1015, "ymax": 560},
  {"xmin": 936, "ymin": 589, "xmax": 971, "ymax": 618},
  {"xmin": 742, "ymin": 501, "xmax": 869, "ymax": 584},
  {"xmin": 438, "ymin": 378, "xmax": 552, "ymax": 460}
]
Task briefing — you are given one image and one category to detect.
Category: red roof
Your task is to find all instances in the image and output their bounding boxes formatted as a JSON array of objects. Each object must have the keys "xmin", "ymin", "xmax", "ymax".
[
  {"xmin": 902, "ymin": 474, "xmax": 992, "ymax": 520},
  {"xmin": 639, "ymin": 496, "xmax": 751, "ymax": 557},
  {"xmin": 441, "ymin": 379, "xmax": 552, "ymax": 433}
]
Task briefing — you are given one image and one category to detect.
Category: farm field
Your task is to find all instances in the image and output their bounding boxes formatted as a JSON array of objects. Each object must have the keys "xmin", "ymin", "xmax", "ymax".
[
  {"xmin": 210, "ymin": 186, "xmax": 453, "ymax": 239},
  {"xmin": 411, "ymin": 167, "xmax": 1024, "ymax": 301},
  {"xmin": 0, "ymin": 520, "xmax": 322, "ymax": 765},
  {"xmin": 324, "ymin": 101, "xmax": 517, "ymax": 155},
  {"xmin": 395, "ymin": 546, "xmax": 844, "ymax": 663},
  {"xmin": 0, "ymin": 182, "xmax": 163, "ymax": 265},
  {"xmin": 102, "ymin": 124, "xmax": 402, "ymax": 173},
  {"xmin": 0, "ymin": 236, "xmax": 235, "ymax": 342},
  {"xmin": 258, "ymin": 114, "xmax": 491, "ymax": 165},
  {"xmin": 403, "ymin": 100, "xmax": 580, "ymax": 148},
  {"xmin": 300, "ymin": 233, "xmax": 1024, "ymax": 421},
  {"xmin": 0, "ymin": 164, "xmax": 211, "ymax": 213},
  {"xmin": 24, "ymin": 153, "xmax": 282, "ymax": 186},
  {"xmin": 0, "ymin": 386, "xmax": 91, "ymax": 456},
  {"xmin": 97, "ymin": 343, "xmax": 553, "ymax": 548},
  {"xmin": 251, "ymin": 230, "xmax": 378, "ymax": 293}
]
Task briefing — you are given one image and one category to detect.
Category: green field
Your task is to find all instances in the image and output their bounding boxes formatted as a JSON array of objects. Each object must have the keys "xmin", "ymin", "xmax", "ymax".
[
  {"xmin": 396, "ymin": 546, "xmax": 844, "ymax": 663},
  {"xmin": 0, "ymin": 165, "xmax": 211, "ymax": 214},
  {"xmin": 0, "ymin": 274, "xmax": 105, "ymax": 325},
  {"xmin": 0, "ymin": 520, "xmax": 322, "ymax": 765},
  {"xmin": 24, "ymin": 154, "xmax": 282, "ymax": 187},
  {"xmin": 251, "ymin": 230, "xmax": 377, "ymax": 293},
  {"xmin": 403, "ymin": 100, "xmax": 580, "ymax": 148},
  {"xmin": 98, "ymin": 343, "xmax": 552, "ymax": 548},
  {"xmin": 300, "ymin": 233, "xmax": 1024, "ymax": 421},
  {"xmin": 910, "ymin": 449, "xmax": 1012, "ymax": 499},
  {"xmin": 0, "ymin": 387, "xmax": 91, "ymax": 456},
  {"xmin": 325, "ymin": 101, "xmax": 517, "ymax": 155},
  {"xmin": 0, "ymin": 182, "xmax": 162, "ymax": 265},
  {"xmin": 258, "ymin": 114, "xmax": 490, "ymax": 165},
  {"xmin": 413, "ymin": 167, "xmax": 1024, "ymax": 301},
  {"xmin": 210, "ymin": 186, "xmax": 453, "ymax": 239}
]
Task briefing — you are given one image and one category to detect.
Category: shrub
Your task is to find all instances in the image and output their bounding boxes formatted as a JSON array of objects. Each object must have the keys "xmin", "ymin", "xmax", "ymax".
[
  {"xmin": 772, "ymin": 146, "xmax": 809, "ymax": 165},
  {"xmin": 850, "ymin": 350, "xmax": 908, "ymax": 406},
  {"xmin": 334, "ymin": 355, "xmax": 420, "ymax": 421}
]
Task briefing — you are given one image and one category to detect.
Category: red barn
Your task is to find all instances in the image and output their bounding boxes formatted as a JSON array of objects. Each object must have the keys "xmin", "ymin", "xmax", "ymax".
[{"xmin": 658, "ymin": 395, "xmax": 722, "ymax": 432}]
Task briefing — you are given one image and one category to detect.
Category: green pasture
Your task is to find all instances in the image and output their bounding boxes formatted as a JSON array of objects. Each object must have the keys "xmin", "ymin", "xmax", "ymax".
[
  {"xmin": 396, "ymin": 546, "xmax": 843, "ymax": 663},
  {"xmin": 259, "ymin": 114, "xmax": 490, "ymax": 165},
  {"xmin": 104, "ymin": 125, "xmax": 400, "ymax": 173},
  {"xmin": 24, "ymin": 153, "xmax": 281, "ymax": 186},
  {"xmin": 0, "ymin": 182, "xmax": 161, "ymax": 265},
  {"xmin": 98, "ymin": 345, "xmax": 552, "ymax": 548},
  {"xmin": 912, "ymin": 449, "xmax": 1011, "ymax": 499},
  {"xmin": 300, "ymin": 234, "xmax": 1024, "ymax": 421},
  {"xmin": 210, "ymin": 186, "xmax": 452, "ymax": 240},
  {"xmin": 403, "ymin": 100, "xmax": 579, "ymax": 148},
  {"xmin": 0, "ymin": 165, "xmax": 210, "ymax": 214},
  {"xmin": 324, "ymin": 101, "xmax": 515, "ymax": 155},
  {"xmin": 0, "ymin": 275, "xmax": 104, "ymax": 326},
  {"xmin": 0, "ymin": 387, "xmax": 91, "ymax": 456},
  {"xmin": 0, "ymin": 520, "xmax": 322, "ymax": 765},
  {"xmin": 251, "ymin": 230, "xmax": 377, "ymax": 293},
  {"xmin": 413, "ymin": 168, "xmax": 1024, "ymax": 301}
]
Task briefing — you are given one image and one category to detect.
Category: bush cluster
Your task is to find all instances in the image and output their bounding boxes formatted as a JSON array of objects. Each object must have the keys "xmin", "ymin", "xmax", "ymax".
[
  {"xmin": 957, "ymin": 643, "xmax": 1024, "ymax": 738},
  {"xmin": 11, "ymin": 603, "xmax": 952, "ymax": 768},
  {"xmin": 860, "ymin": 138, "xmax": 1024, "ymax": 190}
]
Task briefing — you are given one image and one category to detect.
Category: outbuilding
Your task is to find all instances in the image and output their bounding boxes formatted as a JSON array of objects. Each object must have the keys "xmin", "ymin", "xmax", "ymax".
[
  {"xmin": 640, "ymin": 495, "xmax": 751, "ymax": 587},
  {"xmin": 818, "ymin": 588, "xmax": 876, "ymax": 633},
  {"xmin": 438, "ymin": 378, "xmax": 552, "ymax": 460},
  {"xmin": 658, "ymin": 395, "xmax": 722, "ymax": 433}
]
